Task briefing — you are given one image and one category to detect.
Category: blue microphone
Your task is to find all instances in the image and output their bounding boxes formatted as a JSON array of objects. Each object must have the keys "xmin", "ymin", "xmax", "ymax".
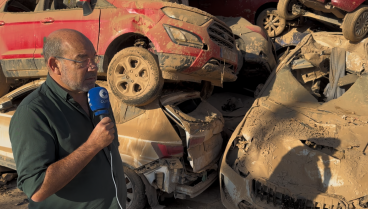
[{"xmin": 88, "ymin": 87, "xmax": 113, "ymax": 151}]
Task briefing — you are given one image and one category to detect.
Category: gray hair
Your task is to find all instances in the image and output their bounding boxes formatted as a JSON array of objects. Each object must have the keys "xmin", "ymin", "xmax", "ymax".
[{"xmin": 43, "ymin": 36, "xmax": 64, "ymax": 64}]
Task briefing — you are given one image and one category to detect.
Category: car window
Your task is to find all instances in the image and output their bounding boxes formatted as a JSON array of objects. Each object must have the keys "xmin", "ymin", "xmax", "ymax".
[
  {"xmin": 4, "ymin": 0, "xmax": 37, "ymax": 12},
  {"xmin": 43, "ymin": 0, "xmax": 112, "ymax": 11},
  {"xmin": 44, "ymin": 0, "xmax": 79, "ymax": 10}
]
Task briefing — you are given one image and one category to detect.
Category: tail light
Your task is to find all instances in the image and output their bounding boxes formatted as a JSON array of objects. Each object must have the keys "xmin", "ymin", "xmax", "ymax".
[
  {"xmin": 188, "ymin": 136, "xmax": 204, "ymax": 147},
  {"xmin": 152, "ymin": 142, "xmax": 183, "ymax": 158}
]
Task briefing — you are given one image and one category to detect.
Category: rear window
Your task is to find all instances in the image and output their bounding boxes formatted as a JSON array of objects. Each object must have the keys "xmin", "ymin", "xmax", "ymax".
[{"xmin": 177, "ymin": 98, "xmax": 202, "ymax": 114}]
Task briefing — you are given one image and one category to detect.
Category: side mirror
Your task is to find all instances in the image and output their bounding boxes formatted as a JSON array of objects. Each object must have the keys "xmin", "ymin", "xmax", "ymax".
[{"xmin": 76, "ymin": 0, "xmax": 93, "ymax": 16}]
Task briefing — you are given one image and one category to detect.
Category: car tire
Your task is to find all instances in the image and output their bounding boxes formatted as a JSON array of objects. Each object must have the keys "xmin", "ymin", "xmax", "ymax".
[
  {"xmin": 108, "ymin": 47, "xmax": 164, "ymax": 106},
  {"xmin": 342, "ymin": 5, "xmax": 368, "ymax": 42},
  {"xmin": 257, "ymin": 8, "xmax": 286, "ymax": 37},
  {"xmin": 0, "ymin": 65, "xmax": 10, "ymax": 98},
  {"xmin": 124, "ymin": 166, "xmax": 146, "ymax": 209},
  {"xmin": 277, "ymin": 0, "xmax": 300, "ymax": 20}
]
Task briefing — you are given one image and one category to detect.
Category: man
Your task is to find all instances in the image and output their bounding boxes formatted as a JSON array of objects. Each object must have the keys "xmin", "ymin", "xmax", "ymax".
[{"xmin": 9, "ymin": 29, "xmax": 126, "ymax": 209}]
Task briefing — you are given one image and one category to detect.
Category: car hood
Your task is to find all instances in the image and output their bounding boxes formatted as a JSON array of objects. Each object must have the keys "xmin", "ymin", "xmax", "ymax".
[
  {"xmin": 114, "ymin": 0, "xmax": 229, "ymax": 27},
  {"xmin": 236, "ymin": 98, "xmax": 368, "ymax": 202}
]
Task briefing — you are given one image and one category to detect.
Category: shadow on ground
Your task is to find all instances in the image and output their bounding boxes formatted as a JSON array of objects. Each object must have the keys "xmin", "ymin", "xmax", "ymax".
[{"xmin": 162, "ymin": 181, "xmax": 225, "ymax": 209}]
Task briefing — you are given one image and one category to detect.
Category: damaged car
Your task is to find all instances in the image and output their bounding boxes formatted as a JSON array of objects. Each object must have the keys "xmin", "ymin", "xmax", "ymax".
[
  {"xmin": 0, "ymin": 80, "xmax": 224, "ymax": 209},
  {"xmin": 218, "ymin": 16, "xmax": 278, "ymax": 73},
  {"xmin": 220, "ymin": 32, "xmax": 368, "ymax": 209},
  {"xmin": 0, "ymin": 0, "xmax": 238, "ymax": 106},
  {"xmin": 278, "ymin": 0, "xmax": 368, "ymax": 42}
]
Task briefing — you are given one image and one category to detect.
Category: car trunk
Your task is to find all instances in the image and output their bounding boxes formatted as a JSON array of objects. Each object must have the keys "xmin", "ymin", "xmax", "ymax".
[{"xmin": 160, "ymin": 91, "xmax": 224, "ymax": 173}]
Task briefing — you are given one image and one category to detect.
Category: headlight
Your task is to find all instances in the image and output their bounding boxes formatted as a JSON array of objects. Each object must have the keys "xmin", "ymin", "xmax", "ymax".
[
  {"xmin": 164, "ymin": 25, "xmax": 203, "ymax": 48},
  {"xmin": 162, "ymin": 7, "xmax": 210, "ymax": 26}
]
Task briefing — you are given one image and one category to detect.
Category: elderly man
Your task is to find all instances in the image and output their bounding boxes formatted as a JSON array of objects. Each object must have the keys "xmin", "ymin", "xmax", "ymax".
[{"xmin": 9, "ymin": 29, "xmax": 126, "ymax": 209}]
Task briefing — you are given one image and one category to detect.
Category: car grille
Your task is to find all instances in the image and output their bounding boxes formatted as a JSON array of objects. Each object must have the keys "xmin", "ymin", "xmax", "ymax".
[
  {"xmin": 208, "ymin": 21, "xmax": 235, "ymax": 50},
  {"xmin": 253, "ymin": 179, "xmax": 346, "ymax": 209}
]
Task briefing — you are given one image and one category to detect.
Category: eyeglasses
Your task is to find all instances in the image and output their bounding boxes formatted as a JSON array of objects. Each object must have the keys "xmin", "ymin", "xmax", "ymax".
[{"xmin": 55, "ymin": 55, "xmax": 100, "ymax": 69}]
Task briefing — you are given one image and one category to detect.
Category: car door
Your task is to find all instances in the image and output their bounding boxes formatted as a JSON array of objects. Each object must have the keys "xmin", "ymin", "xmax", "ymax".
[
  {"xmin": 32, "ymin": 0, "xmax": 100, "ymax": 71},
  {"xmin": 0, "ymin": 108, "xmax": 15, "ymax": 170},
  {"xmin": 0, "ymin": 0, "xmax": 38, "ymax": 77}
]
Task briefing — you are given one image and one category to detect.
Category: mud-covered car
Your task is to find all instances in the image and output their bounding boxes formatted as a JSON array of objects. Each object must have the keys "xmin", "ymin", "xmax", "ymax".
[
  {"xmin": 212, "ymin": 16, "xmax": 277, "ymax": 97},
  {"xmin": 278, "ymin": 0, "xmax": 368, "ymax": 42},
  {"xmin": 0, "ymin": 0, "xmax": 238, "ymax": 106},
  {"xmin": 220, "ymin": 32, "xmax": 368, "ymax": 209},
  {"xmin": 218, "ymin": 16, "xmax": 277, "ymax": 73},
  {"xmin": 0, "ymin": 81, "xmax": 224, "ymax": 209}
]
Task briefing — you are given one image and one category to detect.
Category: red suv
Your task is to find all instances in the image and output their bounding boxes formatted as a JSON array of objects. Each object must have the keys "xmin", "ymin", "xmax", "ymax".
[
  {"xmin": 278, "ymin": 0, "xmax": 368, "ymax": 42},
  {"xmin": 0, "ymin": 0, "xmax": 238, "ymax": 106}
]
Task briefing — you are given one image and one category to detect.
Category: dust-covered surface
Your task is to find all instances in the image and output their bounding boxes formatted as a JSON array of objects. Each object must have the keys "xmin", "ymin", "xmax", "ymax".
[
  {"xmin": 207, "ymin": 92, "xmax": 255, "ymax": 136},
  {"xmin": 221, "ymin": 32, "xmax": 368, "ymax": 209},
  {"xmin": 240, "ymin": 99, "xmax": 368, "ymax": 199},
  {"xmin": 0, "ymin": 178, "xmax": 28, "ymax": 209}
]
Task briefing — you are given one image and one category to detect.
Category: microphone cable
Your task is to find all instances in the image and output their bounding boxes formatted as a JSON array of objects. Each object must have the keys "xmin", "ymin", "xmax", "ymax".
[{"xmin": 109, "ymin": 150, "xmax": 124, "ymax": 209}]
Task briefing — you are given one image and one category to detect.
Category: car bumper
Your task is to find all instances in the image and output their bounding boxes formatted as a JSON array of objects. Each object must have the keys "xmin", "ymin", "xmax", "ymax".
[
  {"xmin": 242, "ymin": 33, "xmax": 277, "ymax": 72},
  {"xmin": 158, "ymin": 53, "xmax": 237, "ymax": 86},
  {"xmin": 148, "ymin": 16, "xmax": 238, "ymax": 86},
  {"xmin": 175, "ymin": 170, "xmax": 218, "ymax": 198},
  {"xmin": 220, "ymin": 161, "xmax": 349, "ymax": 209},
  {"xmin": 220, "ymin": 161, "xmax": 252, "ymax": 209}
]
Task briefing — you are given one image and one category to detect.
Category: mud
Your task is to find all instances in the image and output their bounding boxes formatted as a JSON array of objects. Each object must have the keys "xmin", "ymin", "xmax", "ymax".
[
  {"xmin": 236, "ymin": 96, "xmax": 368, "ymax": 202},
  {"xmin": 221, "ymin": 33, "xmax": 368, "ymax": 209}
]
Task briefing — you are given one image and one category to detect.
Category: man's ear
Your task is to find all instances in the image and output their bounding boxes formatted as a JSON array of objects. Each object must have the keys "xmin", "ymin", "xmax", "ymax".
[{"xmin": 48, "ymin": 57, "xmax": 62, "ymax": 75}]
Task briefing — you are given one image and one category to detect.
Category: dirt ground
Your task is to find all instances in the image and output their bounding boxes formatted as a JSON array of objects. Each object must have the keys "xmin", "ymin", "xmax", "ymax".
[
  {"xmin": 0, "ymin": 179, "xmax": 28, "ymax": 209},
  {"xmin": 0, "ymin": 178, "xmax": 225, "ymax": 209},
  {"xmin": 162, "ymin": 181, "xmax": 225, "ymax": 209}
]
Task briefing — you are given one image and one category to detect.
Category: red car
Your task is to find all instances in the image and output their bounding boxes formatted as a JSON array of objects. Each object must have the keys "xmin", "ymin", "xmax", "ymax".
[
  {"xmin": 0, "ymin": 0, "xmax": 238, "ymax": 106},
  {"xmin": 189, "ymin": 0, "xmax": 286, "ymax": 37},
  {"xmin": 278, "ymin": 0, "xmax": 368, "ymax": 42}
]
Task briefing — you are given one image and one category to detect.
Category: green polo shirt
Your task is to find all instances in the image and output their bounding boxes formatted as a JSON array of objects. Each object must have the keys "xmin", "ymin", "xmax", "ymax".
[{"xmin": 9, "ymin": 75, "xmax": 126, "ymax": 209}]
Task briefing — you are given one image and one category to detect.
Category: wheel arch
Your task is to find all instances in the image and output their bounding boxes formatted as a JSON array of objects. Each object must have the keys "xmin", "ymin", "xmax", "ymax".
[
  {"xmin": 101, "ymin": 32, "xmax": 156, "ymax": 74},
  {"xmin": 255, "ymin": 2, "xmax": 279, "ymax": 24}
]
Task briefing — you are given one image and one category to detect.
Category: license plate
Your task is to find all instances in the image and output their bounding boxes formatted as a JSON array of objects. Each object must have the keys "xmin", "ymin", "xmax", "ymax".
[{"xmin": 220, "ymin": 47, "xmax": 237, "ymax": 64}]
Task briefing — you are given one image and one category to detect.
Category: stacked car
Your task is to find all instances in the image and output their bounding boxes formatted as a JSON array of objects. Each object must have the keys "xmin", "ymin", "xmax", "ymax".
[{"xmin": 278, "ymin": 0, "xmax": 368, "ymax": 42}]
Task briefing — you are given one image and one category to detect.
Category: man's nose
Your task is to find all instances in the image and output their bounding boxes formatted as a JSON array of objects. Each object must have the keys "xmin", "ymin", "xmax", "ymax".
[{"xmin": 87, "ymin": 63, "xmax": 98, "ymax": 72}]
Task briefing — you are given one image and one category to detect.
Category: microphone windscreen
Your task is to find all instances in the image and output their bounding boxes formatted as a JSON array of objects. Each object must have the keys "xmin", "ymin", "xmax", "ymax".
[{"xmin": 88, "ymin": 87, "xmax": 110, "ymax": 112}]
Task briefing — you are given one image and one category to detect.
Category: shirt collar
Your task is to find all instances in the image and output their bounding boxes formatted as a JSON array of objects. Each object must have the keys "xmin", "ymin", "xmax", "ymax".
[{"xmin": 45, "ymin": 74, "xmax": 70, "ymax": 101}]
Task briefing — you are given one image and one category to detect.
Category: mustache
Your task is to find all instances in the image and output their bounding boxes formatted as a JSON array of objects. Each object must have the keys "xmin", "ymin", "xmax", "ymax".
[{"xmin": 85, "ymin": 73, "xmax": 97, "ymax": 80}]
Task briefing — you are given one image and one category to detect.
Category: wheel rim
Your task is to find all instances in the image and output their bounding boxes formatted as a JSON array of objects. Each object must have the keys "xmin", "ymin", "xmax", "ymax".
[
  {"xmin": 263, "ymin": 11, "xmax": 282, "ymax": 35},
  {"xmin": 113, "ymin": 55, "xmax": 150, "ymax": 97},
  {"xmin": 355, "ymin": 11, "xmax": 368, "ymax": 37},
  {"xmin": 125, "ymin": 174, "xmax": 134, "ymax": 207}
]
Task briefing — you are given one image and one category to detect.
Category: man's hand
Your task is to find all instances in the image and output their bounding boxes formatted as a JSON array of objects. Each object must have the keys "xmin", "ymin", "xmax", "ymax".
[{"xmin": 88, "ymin": 117, "xmax": 115, "ymax": 150}]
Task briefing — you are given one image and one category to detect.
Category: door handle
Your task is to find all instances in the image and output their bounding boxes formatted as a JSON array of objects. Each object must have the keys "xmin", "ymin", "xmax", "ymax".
[
  {"xmin": 0, "ymin": 21, "xmax": 5, "ymax": 26},
  {"xmin": 40, "ymin": 17, "xmax": 54, "ymax": 24}
]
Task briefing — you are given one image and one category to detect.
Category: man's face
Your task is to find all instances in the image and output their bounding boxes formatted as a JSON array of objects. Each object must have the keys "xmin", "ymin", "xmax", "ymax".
[{"xmin": 58, "ymin": 41, "xmax": 97, "ymax": 93}]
